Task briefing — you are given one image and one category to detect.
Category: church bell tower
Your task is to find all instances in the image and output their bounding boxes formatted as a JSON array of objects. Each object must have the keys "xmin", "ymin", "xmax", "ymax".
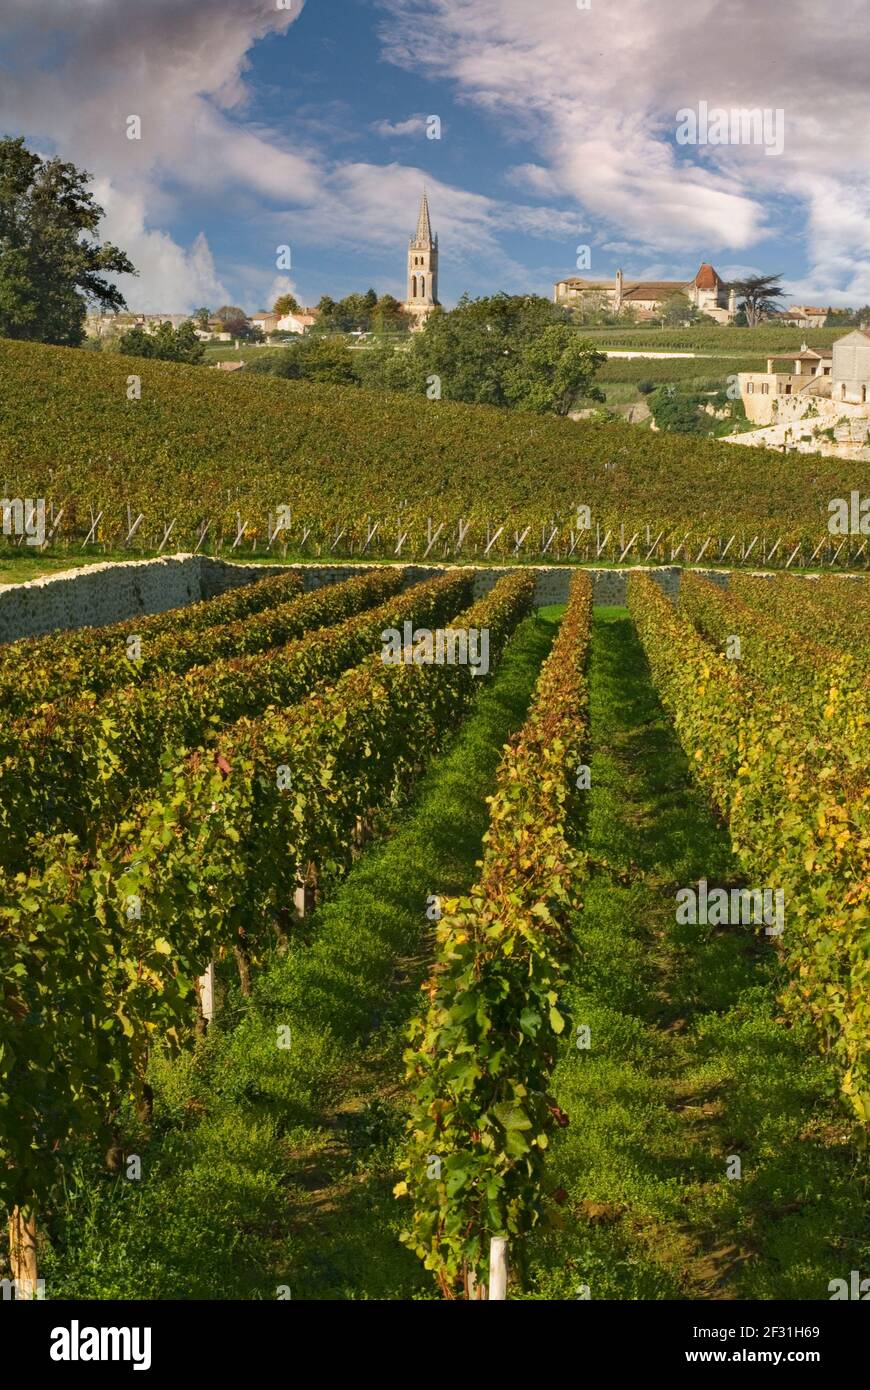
[{"xmin": 403, "ymin": 190, "xmax": 439, "ymax": 328}]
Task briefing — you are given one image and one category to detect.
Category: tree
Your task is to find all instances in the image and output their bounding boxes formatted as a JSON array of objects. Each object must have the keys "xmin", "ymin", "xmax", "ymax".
[
  {"xmin": 372, "ymin": 293, "xmax": 411, "ymax": 334},
  {"xmin": 267, "ymin": 335, "xmax": 358, "ymax": 385},
  {"xmin": 658, "ymin": 292, "xmax": 696, "ymax": 327},
  {"xmin": 315, "ymin": 295, "xmax": 337, "ymax": 328},
  {"xmin": 730, "ymin": 273, "xmax": 785, "ymax": 327},
  {"xmin": 193, "ymin": 307, "xmax": 211, "ymax": 330},
  {"xmin": 649, "ymin": 385, "xmax": 707, "ymax": 433},
  {"xmin": 213, "ymin": 304, "xmax": 249, "ymax": 336},
  {"xmin": 273, "ymin": 293, "xmax": 299, "ymax": 316},
  {"xmin": 409, "ymin": 293, "xmax": 576, "ymax": 409},
  {"xmin": 0, "ymin": 135, "xmax": 136, "ymax": 346},
  {"xmin": 312, "ymin": 289, "xmax": 398, "ymax": 334},
  {"xmin": 119, "ymin": 320, "xmax": 205, "ymax": 364},
  {"xmin": 504, "ymin": 325, "xmax": 606, "ymax": 415}
]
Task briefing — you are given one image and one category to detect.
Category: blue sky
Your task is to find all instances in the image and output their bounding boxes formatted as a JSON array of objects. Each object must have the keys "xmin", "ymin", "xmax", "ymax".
[{"xmin": 2, "ymin": 0, "xmax": 869, "ymax": 313}]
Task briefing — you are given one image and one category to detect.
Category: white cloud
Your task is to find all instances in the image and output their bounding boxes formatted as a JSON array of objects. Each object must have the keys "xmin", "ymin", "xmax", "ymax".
[
  {"xmin": 5, "ymin": 0, "xmax": 867, "ymax": 310},
  {"xmin": 372, "ymin": 115, "xmax": 428, "ymax": 137},
  {"xmin": 92, "ymin": 181, "xmax": 229, "ymax": 312},
  {"xmin": 377, "ymin": 0, "xmax": 870, "ymax": 297},
  {"xmin": 0, "ymin": 0, "xmax": 316, "ymax": 310}
]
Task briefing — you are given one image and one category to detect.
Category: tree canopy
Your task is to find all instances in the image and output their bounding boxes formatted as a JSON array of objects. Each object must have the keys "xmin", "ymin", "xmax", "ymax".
[
  {"xmin": 409, "ymin": 294, "xmax": 604, "ymax": 412},
  {"xmin": 0, "ymin": 135, "xmax": 135, "ymax": 346},
  {"xmin": 273, "ymin": 293, "xmax": 299, "ymax": 316},
  {"xmin": 731, "ymin": 273, "xmax": 785, "ymax": 327},
  {"xmin": 118, "ymin": 320, "xmax": 205, "ymax": 364}
]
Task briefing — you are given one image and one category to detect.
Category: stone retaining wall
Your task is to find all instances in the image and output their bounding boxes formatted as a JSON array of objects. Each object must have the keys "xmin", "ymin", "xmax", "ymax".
[{"xmin": 0, "ymin": 554, "xmax": 864, "ymax": 645}]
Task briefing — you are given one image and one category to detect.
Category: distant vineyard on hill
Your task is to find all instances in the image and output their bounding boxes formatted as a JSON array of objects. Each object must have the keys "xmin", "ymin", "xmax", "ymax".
[
  {"xmin": 0, "ymin": 337, "xmax": 866, "ymax": 563},
  {"xmin": 572, "ymin": 325, "xmax": 843, "ymax": 352}
]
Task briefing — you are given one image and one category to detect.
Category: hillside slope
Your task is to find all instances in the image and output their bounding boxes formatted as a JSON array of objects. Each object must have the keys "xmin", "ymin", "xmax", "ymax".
[{"xmin": 1, "ymin": 337, "xmax": 865, "ymax": 548}]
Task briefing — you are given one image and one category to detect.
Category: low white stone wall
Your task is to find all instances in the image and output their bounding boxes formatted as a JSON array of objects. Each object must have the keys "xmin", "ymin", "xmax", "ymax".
[
  {"xmin": 0, "ymin": 554, "xmax": 865, "ymax": 646},
  {"xmin": 0, "ymin": 555, "xmax": 201, "ymax": 644}
]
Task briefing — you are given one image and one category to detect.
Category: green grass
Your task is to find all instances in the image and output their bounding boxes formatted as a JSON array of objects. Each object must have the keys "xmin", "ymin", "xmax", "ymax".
[
  {"xmin": 40, "ymin": 610, "xmax": 559, "ymax": 1300},
  {"xmin": 201, "ymin": 345, "xmax": 288, "ymax": 365},
  {"xmin": 520, "ymin": 607, "xmax": 869, "ymax": 1300}
]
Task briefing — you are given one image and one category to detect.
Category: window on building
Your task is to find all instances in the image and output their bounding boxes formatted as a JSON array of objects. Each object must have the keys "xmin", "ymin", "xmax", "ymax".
[
  {"xmin": 761, "ymin": 382, "xmax": 769, "ymax": 395},
  {"xmin": 843, "ymin": 384, "xmax": 847, "ymax": 399},
  {"xmin": 420, "ymin": 276, "xmax": 425, "ymax": 297},
  {"xmin": 863, "ymin": 385, "xmax": 867, "ymax": 404},
  {"xmin": 412, "ymin": 275, "xmax": 417, "ymax": 298},
  {"xmin": 747, "ymin": 382, "xmax": 754, "ymax": 393},
  {"xmin": 785, "ymin": 384, "xmax": 792, "ymax": 395}
]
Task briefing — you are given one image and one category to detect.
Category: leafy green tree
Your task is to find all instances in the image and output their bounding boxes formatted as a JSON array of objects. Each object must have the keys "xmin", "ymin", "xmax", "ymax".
[
  {"xmin": 372, "ymin": 293, "xmax": 411, "ymax": 334},
  {"xmin": 409, "ymin": 293, "xmax": 577, "ymax": 409},
  {"xmin": 273, "ymin": 293, "xmax": 299, "ymax": 316},
  {"xmin": 268, "ymin": 334, "xmax": 358, "ymax": 385},
  {"xmin": 314, "ymin": 294, "xmax": 337, "ymax": 329},
  {"xmin": 353, "ymin": 341, "xmax": 416, "ymax": 391},
  {"xmin": 504, "ymin": 325, "xmax": 606, "ymax": 415},
  {"xmin": 313, "ymin": 288, "xmax": 399, "ymax": 334},
  {"xmin": 658, "ymin": 292, "xmax": 696, "ymax": 327},
  {"xmin": 192, "ymin": 307, "xmax": 211, "ymax": 330},
  {"xmin": 119, "ymin": 320, "xmax": 205, "ymax": 364},
  {"xmin": 649, "ymin": 385, "xmax": 704, "ymax": 432},
  {"xmin": 0, "ymin": 135, "xmax": 135, "ymax": 346}
]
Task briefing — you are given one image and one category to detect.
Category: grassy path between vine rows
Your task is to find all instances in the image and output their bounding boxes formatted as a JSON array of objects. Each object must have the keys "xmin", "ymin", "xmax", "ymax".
[
  {"xmin": 43, "ymin": 610, "xmax": 558, "ymax": 1300},
  {"xmin": 520, "ymin": 607, "xmax": 869, "ymax": 1301}
]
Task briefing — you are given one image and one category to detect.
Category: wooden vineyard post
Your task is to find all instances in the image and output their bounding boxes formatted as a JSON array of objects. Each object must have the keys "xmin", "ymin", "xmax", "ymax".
[
  {"xmin": 8, "ymin": 1206, "xmax": 39, "ymax": 1299},
  {"xmin": 198, "ymin": 961, "xmax": 215, "ymax": 1028},
  {"xmin": 294, "ymin": 879, "xmax": 315, "ymax": 918},
  {"xmin": 488, "ymin": 1236, "xmax": 509, "ymax": 1300}
]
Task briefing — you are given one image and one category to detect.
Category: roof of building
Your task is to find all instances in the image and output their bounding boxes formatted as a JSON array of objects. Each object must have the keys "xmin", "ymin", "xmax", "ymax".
[
  {"xmin": 693, "ymin": 263, "xmax": 724, "ymax": 290},
  {"xmin": 769, "ymin": 348, "xmax": 833, "ymax": 361},
  {"xmin": 832, "ymin": 328, "xmax": 870, "ymax": 344},
  {"xmin": 556, "ymin": 278, "xmax": 616, "ymax": 289},
  {"xmin": 621, "ymin": 281, "xmax": 686, "ymax": 301}
]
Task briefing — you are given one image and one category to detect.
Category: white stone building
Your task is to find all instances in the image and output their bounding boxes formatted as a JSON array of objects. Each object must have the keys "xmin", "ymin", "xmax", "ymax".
[
  {"xmin": 553, "ymin": 263, "xmax": 737, "ymax": 323},
  {"xmin": 738, "ymin": 330, "xmax": 870, "ymax": 431}
]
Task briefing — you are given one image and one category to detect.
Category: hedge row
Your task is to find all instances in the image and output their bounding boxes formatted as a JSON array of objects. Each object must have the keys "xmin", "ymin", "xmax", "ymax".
[
  {"xmin": 629, "ymin": 572, "xmax": 870, "ymax": 1125},
  {"xmin": 397, "ymin": 572, "xmax": 593, "ymax": 1297}
]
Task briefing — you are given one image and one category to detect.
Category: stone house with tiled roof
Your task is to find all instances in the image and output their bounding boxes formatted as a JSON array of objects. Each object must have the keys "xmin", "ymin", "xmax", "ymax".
[
  {"xmin": 554, "ymin": 263, "xmax": 737, "ymax": 323},
  {"xmin": 738, "ymin": 331, "xmax": 870, "ymax": 424}
]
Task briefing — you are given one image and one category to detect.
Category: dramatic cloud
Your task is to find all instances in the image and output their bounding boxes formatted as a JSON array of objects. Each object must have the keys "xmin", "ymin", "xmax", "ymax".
[
  {"xmin": 377, "ymin": 0, "xmax": 870, "ymax": 299},
  {"xmin": 3, "ymin": 0, "xmax": 866, "ymax": 307},
  {"xmin": 0, "ymin": 0, "xmax": 313, "ymax": 308}
]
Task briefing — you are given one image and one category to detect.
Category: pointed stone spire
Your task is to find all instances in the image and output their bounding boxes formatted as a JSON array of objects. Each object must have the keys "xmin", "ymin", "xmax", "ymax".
[{"xmin": 411, "ymin": 189, "xmax": 433, "ymax": 248}]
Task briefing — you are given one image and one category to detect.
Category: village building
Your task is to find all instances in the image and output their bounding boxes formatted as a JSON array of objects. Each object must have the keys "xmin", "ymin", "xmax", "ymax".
[
  {"xmin": 402, "ymin": 190, "xmax": 439, "ymax": 329},
  {"xmin": 738, "ymin": 331, "xmax": 870, "ymax": 425},
  {"xmin": 831, "ymin": 328, "xmax": 870, "ymax": 404},
  {"xmin": 771, "ymin": 305, "xmax": 830, "ymax": 328},
  {"xmin": 250, "ymin": 309, "xmax": 318, "ymax": 336},
  {"xmin": 553, "ymin": 264, "xmax": 737, "ymax": 323}
]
